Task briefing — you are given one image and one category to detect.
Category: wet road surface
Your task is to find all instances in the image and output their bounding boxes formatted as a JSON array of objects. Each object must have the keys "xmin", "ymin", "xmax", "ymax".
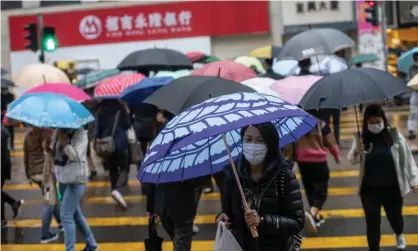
[{"xmin": 2, "ymin": 106, "xmax": 418, "ymax": 250}]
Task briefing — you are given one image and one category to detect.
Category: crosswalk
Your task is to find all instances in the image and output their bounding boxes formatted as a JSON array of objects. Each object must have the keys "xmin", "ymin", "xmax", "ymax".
[{"xmin": 2, "ymin": 122, "xmax": 418, "ymax": 251}]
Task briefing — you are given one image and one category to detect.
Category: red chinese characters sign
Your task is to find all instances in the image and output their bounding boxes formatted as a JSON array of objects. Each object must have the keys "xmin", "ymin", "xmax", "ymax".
[{"xmin": 9, "ymin": 1, "xmax": 269, "ymax": 51}]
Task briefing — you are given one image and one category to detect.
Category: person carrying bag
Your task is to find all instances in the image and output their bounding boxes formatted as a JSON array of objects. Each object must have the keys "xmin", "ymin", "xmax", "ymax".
[
  {"xmin": 95, "ymin": 111, "xmax": 119, "ymax": 157},
  {"xmin": 214, "ymin": 222, "xmax": 243, "ymax": 251}
]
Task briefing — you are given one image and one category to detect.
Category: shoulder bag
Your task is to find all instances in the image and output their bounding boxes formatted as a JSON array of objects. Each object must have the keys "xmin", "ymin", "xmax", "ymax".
[{"xmin": 95, "ymin": 111, "xmax": 120, "ymax": 157}]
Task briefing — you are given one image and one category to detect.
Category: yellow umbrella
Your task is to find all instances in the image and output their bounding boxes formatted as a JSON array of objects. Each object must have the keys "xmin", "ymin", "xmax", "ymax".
[
  {"xmin": 249, "ymin": 46, "xmax": 272, "ymax": 59},
  {"xmin": 234, "ymin": 56, "xmax": 266, "ymax": 74},
  {"xmin": 14, "ymin": 63, "xmax": 71, "ymax": 90},
  {"xmin": 407, "ymin": 74, "xmax": 418, "ymax": 90}
]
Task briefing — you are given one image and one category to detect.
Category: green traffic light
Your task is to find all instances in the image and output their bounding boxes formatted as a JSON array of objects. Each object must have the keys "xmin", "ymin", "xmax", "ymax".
[{"xmin": 43, "ymin": 35, "xmax": 58, "ymax": 52}]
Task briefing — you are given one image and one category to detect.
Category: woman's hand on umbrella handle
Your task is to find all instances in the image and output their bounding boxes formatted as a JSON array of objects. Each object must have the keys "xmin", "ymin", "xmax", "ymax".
[
  {"xmin": 245, "ymin": 210, "xmax": 260, "ymax": 228},
  {"xmin": 412, "ymin": 185, "xmax": 418, "ymax": 193},
  {"xmin": 216, "ymin": 213, "xmax": 231, "ymax": 228}
]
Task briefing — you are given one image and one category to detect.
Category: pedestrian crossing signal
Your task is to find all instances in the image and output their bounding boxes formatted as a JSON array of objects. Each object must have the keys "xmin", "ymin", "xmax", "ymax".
[
  {"xmin": 365, "ymin": 0, "xmax": 379, "ymax": 27},
  {"xmin": 42, "ymin": 27, "xmax": 58, "ymax": 52}
]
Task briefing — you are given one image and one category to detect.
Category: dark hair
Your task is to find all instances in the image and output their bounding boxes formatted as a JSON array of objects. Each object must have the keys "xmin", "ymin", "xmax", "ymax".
[
  {"xmin": 240, "ymin": 122, "xmax": 281, "ymax": 167},
  {"xmin": 413, "ymin": 52, "xmax": 418, "ymax": 61},
  {"xmin": 298, "ymin": 58, "xmax": 311, "ymax": 69},
  {"xmin": 362, "ymin": 104, "xmax": 393, "ymax": 147}
]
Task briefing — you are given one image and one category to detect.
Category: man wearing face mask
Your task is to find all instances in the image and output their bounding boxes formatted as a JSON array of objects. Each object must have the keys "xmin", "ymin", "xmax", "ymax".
[
  {"xmin": 407, "ymin": 53, "xmax": 418, "ymax": 140},
  {"xmin": 348, "ymin": 104, "xmax": 418, "ymax": 251}
]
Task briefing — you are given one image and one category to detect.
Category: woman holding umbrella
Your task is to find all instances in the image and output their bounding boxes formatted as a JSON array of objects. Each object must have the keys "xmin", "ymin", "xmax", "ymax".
[
  {"xmin": 216, "ymin": 122, "xmax": 304, "ymax": 251},
  {"xmin": 348, "ymin": 104, "xmax": 418, "ymax": 251}
]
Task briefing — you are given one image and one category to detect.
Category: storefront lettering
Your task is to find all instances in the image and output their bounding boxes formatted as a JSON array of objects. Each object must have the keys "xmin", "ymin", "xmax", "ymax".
[
  {"xmin": 101, "ymin": 10, "xmax": 193, "ymax": 39},
  {"xmin": 296, "ymin": 1, "xmax": 339, "ymax": 13}
]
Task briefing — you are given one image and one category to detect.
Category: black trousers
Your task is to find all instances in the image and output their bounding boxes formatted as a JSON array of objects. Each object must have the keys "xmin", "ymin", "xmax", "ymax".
[
  {"xmin": 160, "ymin": 214, "xmax": 194, "ymax": 251},
  {"xmin": 360, "ymin": 186, "xmax": 404, "ymax": 251},
  {"xmin": 298, "ymin": 162, "xmax": 330, "ymax": 210},
  {"xmin": 1, "ymin": 178, "xmax": 16, "ymax": 221},
  {"xmin": 103, "ymin": 149, "xmax": 130, "ymax": 191},
  {"xmin": 6, "ymin": 126, "xmax": 14, "ymax": 149}
]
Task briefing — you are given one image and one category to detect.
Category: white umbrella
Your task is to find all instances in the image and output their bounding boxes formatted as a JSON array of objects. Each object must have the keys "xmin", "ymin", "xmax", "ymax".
[
  {"xmin": 241, "ymin": 77, "xmax": 279, "ymax": 97},
  {"xmin": 14, "ymin": 64, "xmax": 71, "ymax": 90},
  {"xmin": 407, "ymin": 74, "xmax": 418, "ymax": 90}
]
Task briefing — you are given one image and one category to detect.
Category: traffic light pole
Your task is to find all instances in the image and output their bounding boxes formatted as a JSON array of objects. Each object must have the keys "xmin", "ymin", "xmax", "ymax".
[
  {"xmin": 37, "ymin": 14, "xmax": 45, "ymax": 63},
  {"xmin": 380, "ymin": 2, "xmax": 388, "ymax": 72}
]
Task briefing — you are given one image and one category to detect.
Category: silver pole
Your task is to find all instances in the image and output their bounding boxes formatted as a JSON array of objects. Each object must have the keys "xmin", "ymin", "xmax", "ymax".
[
  {"xmin": 380, "ymin": 1, "xmax": 388, "ymax": 72},
  {"xmin": 37, "ymin": 13, "xmax": 45, "ymax": 63}
]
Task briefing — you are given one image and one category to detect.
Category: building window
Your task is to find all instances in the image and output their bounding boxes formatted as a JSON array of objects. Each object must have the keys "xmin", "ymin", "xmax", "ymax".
[
  {"xmin": 40, "ymin": 1, "xmax": 81, "ymax": 7},
  {"xmin": 1, "ymin": 0, "xmax": 22, "ymax": 10}
]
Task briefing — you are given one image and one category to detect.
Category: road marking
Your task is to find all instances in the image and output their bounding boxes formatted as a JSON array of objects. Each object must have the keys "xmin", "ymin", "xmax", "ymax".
[
  {"xmin": 3, "ymin": 170, "xmax": 360, "ymax": 191},
  {"xmin": 2, "ymin": 234, "xmax": 418, "ymax": 250},
  {"xmin": 7, "ymin": 206, "xmax": 418, "ymax": 227}
]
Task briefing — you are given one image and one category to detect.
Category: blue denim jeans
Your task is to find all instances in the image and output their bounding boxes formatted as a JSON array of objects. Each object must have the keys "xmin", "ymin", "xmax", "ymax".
[
  {"xmin": 41, "ymin": 203, "xmax": 61, "ymax": 238},
  {"xmin": 60, "ymin": 183, "xmax": 97, "ymax": 251}
]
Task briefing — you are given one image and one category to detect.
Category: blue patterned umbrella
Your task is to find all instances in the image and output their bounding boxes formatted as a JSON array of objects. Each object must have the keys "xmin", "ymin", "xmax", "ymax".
[
  {"xmin": 6, "ymin": 92, "xmax": 94, "ymax": 129},
  {"xmin": 138, "ymin": 92, "xmax": 317, "ymax": 183}
]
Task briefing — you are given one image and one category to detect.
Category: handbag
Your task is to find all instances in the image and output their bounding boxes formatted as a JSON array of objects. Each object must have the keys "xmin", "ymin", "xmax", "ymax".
[
  {"xmin": 95, "ymin": 111, "xmax": 120, "ymax": 157},
  {"xmin": 127, "ymin": 127, "xmax": 143, "ymax": 164},
  {"xmin": 54, "ymin": 134, "xmax": 88, "ymax": 184},
  {"xmin": 214, "ymin": 222, "xmax": 243, "ymax": 251},
  {"xmin": 42, "ymin": 153, "xmax": 58, "ymax": 206}
]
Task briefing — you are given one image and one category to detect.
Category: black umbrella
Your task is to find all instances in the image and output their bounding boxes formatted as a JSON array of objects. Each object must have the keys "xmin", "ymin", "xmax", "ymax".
[
  {"xmin": 118, "ymin": 48, "xmax": 193, "ymax": 72},
  {"xmin": 299, "ymin": 68, "xmax": 409, "ymax": 110},
  {"xmin": 279, "ymin": 28, "xmax": 355, "ymax": 61},
  {"xmin": 1, "ymin": 78, "xmax": 15, "ymax": 88},
  {"xmin": 144, "ymin": 76, "xmax": 255, "ymax": 115},
  {"xmin": 144, "ymin": 216, "xmax": 163, "ymax": 251}
]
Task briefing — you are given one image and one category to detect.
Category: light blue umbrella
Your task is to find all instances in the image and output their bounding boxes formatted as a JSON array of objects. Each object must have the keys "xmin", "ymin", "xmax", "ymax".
[
  {"xmin": 398, "ymin": 47, "xmax": 418, "ymax": 74},
  {"xmin": 6, "ymin": 92, "xmax": 94, "ymax": 129}
]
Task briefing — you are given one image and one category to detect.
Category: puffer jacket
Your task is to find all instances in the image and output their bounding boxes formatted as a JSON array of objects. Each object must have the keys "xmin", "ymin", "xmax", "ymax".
[{"xmin": 219, "ymin": 155, "xmax": 304, "ymax": 251}]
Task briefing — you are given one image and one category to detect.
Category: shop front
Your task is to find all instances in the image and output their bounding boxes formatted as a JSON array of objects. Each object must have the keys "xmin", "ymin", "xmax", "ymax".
[
  {"xmin": 280, "ymin": 0, "xmax": 356, "ymax": 55},
  {"xmin": 8, "ymin": 1, "xmax": 270, "ymax": 75}
]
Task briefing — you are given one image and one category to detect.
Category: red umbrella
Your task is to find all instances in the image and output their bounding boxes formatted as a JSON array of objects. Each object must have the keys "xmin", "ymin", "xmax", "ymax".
[
  {"xmin": 186, "ymin": 51, "xmax": 206, "ymax": 63},
  {"xmin": 94, "ymin": 73, "xmax": 145, "ymax": 97},
  {"xmin": 191, "ymin": 60, "xmax": 257, "ymax": 82},
  {"xmin": 24, "ymin": 83, "xmax": 91, "ymax": 102}
]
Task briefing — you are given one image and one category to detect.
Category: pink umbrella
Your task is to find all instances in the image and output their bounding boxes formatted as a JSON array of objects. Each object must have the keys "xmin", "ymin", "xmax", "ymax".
[
  {"xmin": 24, "ymin": 83, "xmax": 91, "ymax": 101},
  {"xmin": 94, "ymin": 73, "xmax": 145, "ymax": 97},
  {"xmin": 270, "ymin": 75, "xmax": 322, "ymax": 105},
  {"xmin": 191, "ymin": 60, "xmax": 257, "ymax": 82}
]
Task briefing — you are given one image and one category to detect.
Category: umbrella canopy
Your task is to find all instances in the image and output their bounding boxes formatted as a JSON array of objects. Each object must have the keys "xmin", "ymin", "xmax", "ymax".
[
  {"xmin": 241, "ymin": 77, "xmax": 277, "ymax": 96},
  {"xmin": 120, "ymin": 77, "xmax": 174, "ymax": 106},
  {"xmin": 6, "ymin": 93, "xmax": 94, "ymax": 129},
  {"xmin": 1, "ymin": 78, "xmax": 15, "ymax": 88},
  {"xmin": 75, "ymin": 67, "xmax": 95, "ymax": 75},
  {"xmin": 144, "ymin": 76, "xmax": 255, "ymax": 115},
  {"xmin": 24, "ymin": 83, "xmax": 91, "ymax": 102},
  {"xmin": 249, "ymin": 45, "xmax": 281, "ymax": 59},
  {"xmin": 138, "ymin": 92, "xmax": 317, "ymax": 183},
  {"xmin": 14, "ymin": 64, "xmax": 71, "ymax": 89},
  {"xmin": 75, "ymin": 69, "xmax": 121, "ymax": 90},
  {"xmin": 397, "ymin": 47, "xmax": 418, "ymax": 74},
  {"xmin": 299, "ymin": 68, "xmax": 410, "ymax": 110},
  {"xmin": 272, "ymin": 55, "xmax": 348, "ymax": 76},
  {"xmin": 153, "ymin": 69, "xmax": 191, "ymax": 79},
  {"xmin": 117, "ymin": 48, "xmax": 193, "ymax": 72},
  {"xmin": 186, "ymin": 51, "xmax": 206, "ymax": 62},
  {"xmin": 234, "ymin": 56, "xmax": 266, "ymax": 74},
  {"xmin": 191, "ymin": 60, "xmax": 257, "ymax": 82},
  {"xmin": 270, "ymin": 75, "xmax": 322, "ymax": 104},
  {"xmin": 94, "ymin": 73, "xmax": 145, "ymax": 98},
  {"xmin": 350, "ymin": 54, "xmax": 378, "ymax": 65},
  {"xmin": 279, "ymin": 28, "xmax": 355, "ymax": 61},
  {"xmin": 407, "ymin": 74, "xmax": 418, "ymax": 90}
]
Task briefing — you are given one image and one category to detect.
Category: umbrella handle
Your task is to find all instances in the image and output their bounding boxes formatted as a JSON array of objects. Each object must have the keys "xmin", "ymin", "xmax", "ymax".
[{"xmin": 222, "ymin": 134, "xmax": 259, "ymax": 238}]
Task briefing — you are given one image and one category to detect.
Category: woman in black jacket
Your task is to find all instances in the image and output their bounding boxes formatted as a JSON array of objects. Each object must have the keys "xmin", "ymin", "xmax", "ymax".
[{"xmin": 216, "ymin": 122, "xmax": 304, "ymax": 251}]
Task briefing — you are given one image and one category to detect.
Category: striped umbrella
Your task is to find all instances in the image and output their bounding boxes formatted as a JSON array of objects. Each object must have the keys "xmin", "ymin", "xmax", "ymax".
[
  {"xmin": 94, "ymin": 73, "xmax": 145, "ymax": 98},
  {"xmin": 75, "ymin": 69, "xmax": 120, "ymax": 90}
]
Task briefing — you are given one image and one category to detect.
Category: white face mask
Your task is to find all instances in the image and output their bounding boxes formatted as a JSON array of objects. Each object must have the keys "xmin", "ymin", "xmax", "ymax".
[
  {"xmin": 368, "ymin": 122, "xmax": 385, "ymax": 134},
  {"xmin": 243, "ymin": 143, "xmax": 267, "ymax": 165}
]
